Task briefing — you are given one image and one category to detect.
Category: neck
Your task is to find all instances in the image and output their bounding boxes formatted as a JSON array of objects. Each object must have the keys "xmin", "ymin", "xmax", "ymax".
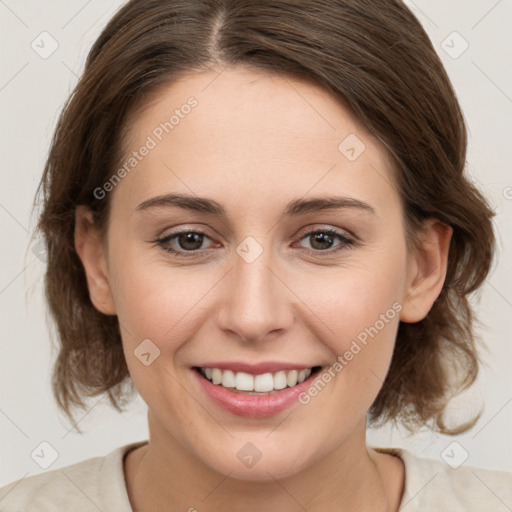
[{"xmin": 125, "ymin": 412, "xmax": 401, "ymax": 512}]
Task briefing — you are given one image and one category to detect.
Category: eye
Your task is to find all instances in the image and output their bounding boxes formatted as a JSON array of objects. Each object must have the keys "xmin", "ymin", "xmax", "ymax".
[
  {"xmin": 154, "ymin": 229, "xmax": 214, "ymax": 257},
  {"xmin": 294, "ymin": 228, "xmax": 354, "ymax": 255},
  {"xmin": 152, "ymin": 226, "xmax": 355, "ymax": 259}
]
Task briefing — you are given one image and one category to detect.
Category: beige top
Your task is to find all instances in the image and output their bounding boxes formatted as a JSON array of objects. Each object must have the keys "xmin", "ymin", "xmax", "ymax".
[{"xmin": 1, "ymin": 441, "xmax": 511, "ymax": 511}]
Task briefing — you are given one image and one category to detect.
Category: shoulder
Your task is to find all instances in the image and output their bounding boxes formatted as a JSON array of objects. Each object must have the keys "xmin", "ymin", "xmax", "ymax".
[
  {"xmin": 0, "ymin": 441, "xmax": 147, "ymax": 512},
  {"xmin": 0, "ymin": 455, "xmax": 104, "ymax": 511},
  {"xmin": 373, "ymin": 446, "xmax": 512, "ymax": 512}
]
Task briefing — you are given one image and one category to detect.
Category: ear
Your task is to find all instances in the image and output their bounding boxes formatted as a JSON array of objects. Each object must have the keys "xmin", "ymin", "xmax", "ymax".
[
  {"xmin": 400, "ymin": 218, "xmax": 452, "ymax": 323},
  {"xmin": 74, "ymin": 205, "xmax": 116, "ymax": 315}
]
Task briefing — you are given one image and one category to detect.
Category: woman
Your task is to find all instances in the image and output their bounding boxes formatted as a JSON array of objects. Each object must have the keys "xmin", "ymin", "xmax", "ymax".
[{"xmin": 1, "ymin": 0, "xmax": 510, "ymax": 510}]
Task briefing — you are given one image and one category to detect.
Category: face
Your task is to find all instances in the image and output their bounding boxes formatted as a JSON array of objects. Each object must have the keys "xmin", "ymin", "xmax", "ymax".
[{"xmin": 77, "ymin": 66, "xmax": 450, "ymax": 481}]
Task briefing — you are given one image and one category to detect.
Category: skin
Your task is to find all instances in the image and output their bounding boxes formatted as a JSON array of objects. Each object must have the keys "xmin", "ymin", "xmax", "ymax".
[{"xmin": 75, "ymin": 66, "xmax": 452, "ymax": 511}]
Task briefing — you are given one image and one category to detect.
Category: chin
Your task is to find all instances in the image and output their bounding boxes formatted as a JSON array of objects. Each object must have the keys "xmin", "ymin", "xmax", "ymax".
[
  {"xmin": 195, "ymin": 436, "xmax": 316, "ymax": 482},
  {"xmin": 209, "ymin": 455, "xmax": 306, "ymax": 482}
]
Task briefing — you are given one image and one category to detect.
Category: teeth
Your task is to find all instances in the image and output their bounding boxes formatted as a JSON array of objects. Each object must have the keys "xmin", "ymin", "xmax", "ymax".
[
  {"xmin": 212, "ymin": 368, "xmax": 222, "ymax": 385},
  {"xmin": 235, "ymin": 372, "xmax": 254, "ymax": 391},
  {"xmin": 221, "ymin": 369, "xmax": 236, "ymax": 388},
  {"xmin": 254, "ymin": 373, "xmax": 274, "ymax": 392},
  {"xmin": 287, "ymin": 370, "xmax": 298, "ymax": 387},
  {"xmin": 273, "ymin": 371, "xmax": 287, "ymax": 390},
  {"xmin": 199, "ymin": 367, "xmax": 315, "ymax": 392}
]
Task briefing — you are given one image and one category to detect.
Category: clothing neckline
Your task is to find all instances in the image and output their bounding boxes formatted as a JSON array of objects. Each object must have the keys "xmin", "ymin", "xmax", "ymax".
[
  {"xmin": 108, "ymin": 441, "xmax": 416, "ymax": 512},
  {"xmin": 102, "ymin": 440, "xmax": 148, "ymax": 511}
]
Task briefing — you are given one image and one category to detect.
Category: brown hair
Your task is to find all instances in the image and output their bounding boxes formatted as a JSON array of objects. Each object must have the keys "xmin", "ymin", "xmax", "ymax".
[{"xmin": 34, "ymin": 0, "xmax": 495, "ymax": 435}]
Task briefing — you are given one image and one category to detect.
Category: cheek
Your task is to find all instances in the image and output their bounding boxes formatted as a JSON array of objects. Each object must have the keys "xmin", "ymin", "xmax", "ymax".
[
  {"xmin": 291, "ymin": 249, "xmax": 406, "ymax": 391},
  {"xmin": 298, "ymin": 258, "xmax": 404, "ymax": 339},
  {"xmin": 109, "ymin": 248, "xmax": 219, "ymax": 356},
  {"xmin": 109, "ymin": 224, "xmax": 407, "ymax": 364}
]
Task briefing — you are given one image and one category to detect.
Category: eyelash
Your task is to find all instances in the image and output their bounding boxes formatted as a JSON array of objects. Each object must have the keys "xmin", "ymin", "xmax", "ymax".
[{"xmin": 152, "ymin": 227, "xmax": 355, "ymax": 259}]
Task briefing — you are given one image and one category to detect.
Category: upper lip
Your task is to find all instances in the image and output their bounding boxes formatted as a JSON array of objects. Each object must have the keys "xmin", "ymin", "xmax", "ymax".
[{"xmin": 194, "ymin": 361, "xmax": 320, "ymax": 375}]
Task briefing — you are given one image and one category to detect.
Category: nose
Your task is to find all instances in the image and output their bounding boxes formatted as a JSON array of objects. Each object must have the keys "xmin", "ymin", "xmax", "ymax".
[{"xmin": 215, "ymin": 244, "xmax": 295, "ymax": 343}]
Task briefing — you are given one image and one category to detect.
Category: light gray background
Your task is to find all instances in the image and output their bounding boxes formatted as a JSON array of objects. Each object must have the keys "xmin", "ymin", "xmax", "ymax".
[{"xmin": 1, "ymin": 0, "xmax": 511, "ymax": 488}]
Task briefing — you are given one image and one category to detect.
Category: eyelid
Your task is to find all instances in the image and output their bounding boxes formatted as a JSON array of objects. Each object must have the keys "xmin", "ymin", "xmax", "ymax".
[
  {"xmin": 152, "ymin": 224, "xmax": 357, "ymax": 258},
  {"xmin": 292, "ymin": 227, "xmax": 355, "ymax": 255},
  {"xmin": 156, "ymin": 223, "xmax": 356, "ymax": 243},
  {"xmin": 293, "ymin": 224, "xmax": 356, "ymax": 242},
  {"xmin": 155, "ymin": 228, "xmax": 216, "ymax": 251}
]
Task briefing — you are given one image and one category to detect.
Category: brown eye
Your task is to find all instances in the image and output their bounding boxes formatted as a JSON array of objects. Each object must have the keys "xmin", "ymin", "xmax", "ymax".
[
  {"xmin": 156, "ymin": 230, "xmax": 213, "ymax": 256},
  {"xmin": 296, "ymin": 228, "xmax": 354, "ymax": 255},
  {"xmin": 308, "ymin": 231, "xmax": 336, "ymax": 250},
  {"xmin": 175, "ymin": 232, "xmax": 205, "ymax": 251}
]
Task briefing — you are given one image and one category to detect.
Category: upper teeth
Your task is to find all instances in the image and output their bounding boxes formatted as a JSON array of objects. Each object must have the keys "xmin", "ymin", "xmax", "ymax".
[{"xmin": 201, "ymin": 368, "xmax": 313, "ymax": 392}]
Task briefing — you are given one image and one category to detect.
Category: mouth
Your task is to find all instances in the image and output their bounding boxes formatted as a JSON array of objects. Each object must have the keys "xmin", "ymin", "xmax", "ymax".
[{"xmin": 193, "ymin": 365, "xmax": 323, "ymax": 395}]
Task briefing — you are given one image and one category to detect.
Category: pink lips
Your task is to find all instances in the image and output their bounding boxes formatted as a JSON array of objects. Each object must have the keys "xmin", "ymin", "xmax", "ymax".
[{"xmin": 192, "ymin": 363, "xmax": 321, "ymax": 418}]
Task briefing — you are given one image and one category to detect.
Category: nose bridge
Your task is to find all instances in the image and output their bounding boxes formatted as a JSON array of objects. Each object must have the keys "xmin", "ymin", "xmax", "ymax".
[{"xmin": 217, "ymin": 236, "xmax": 293, "ymax": 342}]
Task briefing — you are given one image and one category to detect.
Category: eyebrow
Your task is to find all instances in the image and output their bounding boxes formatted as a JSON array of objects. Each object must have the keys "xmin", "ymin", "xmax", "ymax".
[{"xmin": 136, "ymin": 193, "xmax": 375, "ymax": 216}]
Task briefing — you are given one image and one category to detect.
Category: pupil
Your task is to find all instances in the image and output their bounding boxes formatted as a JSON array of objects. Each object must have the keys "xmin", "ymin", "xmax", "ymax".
[
  {"xmin": 179, "ymin": 232, "xmax": 202, "ymax": 250},
  {"xmin": 311, "ymin": 232, "xmax": 333, "ymax": 250}
]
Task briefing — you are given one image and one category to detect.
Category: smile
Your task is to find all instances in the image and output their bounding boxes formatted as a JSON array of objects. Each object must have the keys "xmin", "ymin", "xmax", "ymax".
[
  {"xmin": 192, "ymin": 364, "xmax": 324, "ymax": 418},
  {"xmin": 197, "ymin": 366, "xmax": 322, "ymax": 394}
]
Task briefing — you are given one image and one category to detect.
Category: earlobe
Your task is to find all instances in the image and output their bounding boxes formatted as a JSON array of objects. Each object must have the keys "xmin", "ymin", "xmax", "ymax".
[
  {"xmin": 400, "ymin": 218, "xmax": 453, "ymax": 323},
  {"xmin": 74, "ymin": 206, "xmax": 117, "ymax": 315}
]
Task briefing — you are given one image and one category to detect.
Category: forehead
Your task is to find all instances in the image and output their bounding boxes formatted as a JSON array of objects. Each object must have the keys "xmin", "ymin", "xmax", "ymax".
[{"xmin": 114, "ymin": 67, "xmax": 399, "ymax": 214}]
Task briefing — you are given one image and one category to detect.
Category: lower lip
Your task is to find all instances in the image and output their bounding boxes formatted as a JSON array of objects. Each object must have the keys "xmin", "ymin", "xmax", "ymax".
[{"xmin": 192, "ymin": 368, "xmax": 321, "ymax": 418}]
